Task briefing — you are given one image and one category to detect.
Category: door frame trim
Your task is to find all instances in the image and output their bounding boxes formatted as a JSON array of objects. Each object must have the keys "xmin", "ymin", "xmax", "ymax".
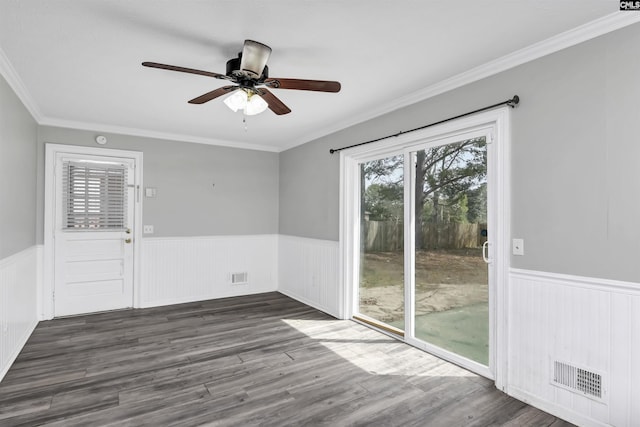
[
  {"xmin": 43, "ymin": 143, "xmax": 143, "ymax": 320},
  {"xmin": 339, "ymin": 107, "xmax": 511, "ymax": 390}
]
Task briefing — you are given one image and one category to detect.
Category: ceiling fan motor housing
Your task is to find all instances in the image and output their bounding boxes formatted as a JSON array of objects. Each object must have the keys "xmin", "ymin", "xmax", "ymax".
[{"xmin": 226, "ymin": 56, "xmax": 268, "ymax": 82}]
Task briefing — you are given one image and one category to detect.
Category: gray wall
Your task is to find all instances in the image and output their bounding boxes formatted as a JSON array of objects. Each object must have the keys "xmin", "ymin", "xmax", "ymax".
[
  {"xmin": 0, "ymin": 73, "xmax": 38, "ymax": 259},
  {"xmin": 279, "ymin": 23, "xmax": 640, "ymax": 283},
  {"xmin": 37, "ymin": 126, "xmax": 279, "ymax": 242}
]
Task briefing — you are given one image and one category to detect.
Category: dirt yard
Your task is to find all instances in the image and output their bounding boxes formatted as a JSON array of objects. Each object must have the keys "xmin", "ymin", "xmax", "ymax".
[{"xmin": 359, "ymin": 249, "xmax": 488, "ymax": 323}]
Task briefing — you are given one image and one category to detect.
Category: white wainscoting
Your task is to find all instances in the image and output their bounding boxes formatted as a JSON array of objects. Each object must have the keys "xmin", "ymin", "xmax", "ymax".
[
  {"xmin": 0, "ymin": 246, "xmax": 39, "ymax": 382},
  {"xmin": 278, "ymin": 235, "xmax": 340, "ymax": 318},
  {"xmin": 141, "ymin": 235, "xmax": 278, "ymax": 308},
  {"xmin": 508, "ymin": 269, "xmax": 640, "ymax": 427}
]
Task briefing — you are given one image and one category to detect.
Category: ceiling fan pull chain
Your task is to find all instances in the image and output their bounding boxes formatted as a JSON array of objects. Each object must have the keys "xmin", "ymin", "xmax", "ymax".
[{"xmin": 243, "ymin": 115, "xmax": 248, "ymax": 132}]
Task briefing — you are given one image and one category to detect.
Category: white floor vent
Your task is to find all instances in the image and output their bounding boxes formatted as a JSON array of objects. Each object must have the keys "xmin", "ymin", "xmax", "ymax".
[
  {"xmin": 551, "ymin": 360, "xmax": 605, "ymax": 402},
  {"xmin": 231, "ymin": 272, "xmax": 248, "ymax": 285}
]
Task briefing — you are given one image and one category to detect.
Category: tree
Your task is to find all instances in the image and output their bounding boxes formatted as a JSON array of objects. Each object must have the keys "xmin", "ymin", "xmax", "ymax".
[
  {"xmin": 365, "ymin": 183, "xmax": 403, "ymax": 221},
  {"xmin": 415, "ymin": 137, "xmax": 486, "ymax": 248},
  {"xmin": 466, "ymin": 183, "xmax": 487, "ymax": 224},
  {"xmin": 361, "ymin": 155, "xmax": 404, "ymax": 221},
  {"xmin": 359, "ymin": 138, "xmax": 486, "ymax": 249},
  {"xmin": 360, "ymin": 156, "xmax": 404, "ymax": 253}
]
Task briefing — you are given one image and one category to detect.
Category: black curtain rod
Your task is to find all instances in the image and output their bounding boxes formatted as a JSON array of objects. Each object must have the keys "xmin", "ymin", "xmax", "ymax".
[{"xmin": 329, "ymin": 95, "xmax": 520, "ymax": 154}]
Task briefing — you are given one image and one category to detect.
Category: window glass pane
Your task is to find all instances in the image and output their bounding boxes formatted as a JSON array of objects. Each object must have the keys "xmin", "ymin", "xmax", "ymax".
[
  {"xmin": 414, "ymin": 137, "xmax": 488, "ymax": 365},
  {"xmin": 63, "ymin": 162, "xmax": 127, "ymax": 230},
  {"xmin": 359, "ymin": 154, "xmax": 404, "ymax": 331}
]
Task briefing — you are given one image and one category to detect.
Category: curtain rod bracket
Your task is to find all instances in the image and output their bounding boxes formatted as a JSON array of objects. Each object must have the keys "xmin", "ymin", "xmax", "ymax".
[{"xmin": 329, "ymin": 95, "xmax": 520, "ymax": 154}]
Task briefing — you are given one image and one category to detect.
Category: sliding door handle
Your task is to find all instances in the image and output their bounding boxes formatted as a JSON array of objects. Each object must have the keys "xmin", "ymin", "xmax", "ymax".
[{"xmin": 482, "ymin": 241, "xmax": 491, "ymax": 264}]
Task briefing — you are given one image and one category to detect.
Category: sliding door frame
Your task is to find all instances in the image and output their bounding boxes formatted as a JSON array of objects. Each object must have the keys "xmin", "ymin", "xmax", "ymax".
[{"xmin": 339, "ymin": 107, "xmax": 511, "ymax": 390}]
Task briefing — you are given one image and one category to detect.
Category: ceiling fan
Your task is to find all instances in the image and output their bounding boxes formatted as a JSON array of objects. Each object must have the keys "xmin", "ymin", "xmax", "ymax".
[{"xmin": 142, "ymin": 40, "xmax": 341, "ymax": 116}]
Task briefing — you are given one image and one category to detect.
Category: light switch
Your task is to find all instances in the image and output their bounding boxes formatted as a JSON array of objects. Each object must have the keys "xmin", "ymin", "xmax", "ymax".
[
  {"xmin": 512, "ymin": 238, "xmax": 524, "ymax": 256},
  {"xmin": 145, "ymin": 187, "xmax": 157, "ymax": 198},
  {"xmin": 143, "ymin": 225, "xmax": 154, "ymax": 234}
]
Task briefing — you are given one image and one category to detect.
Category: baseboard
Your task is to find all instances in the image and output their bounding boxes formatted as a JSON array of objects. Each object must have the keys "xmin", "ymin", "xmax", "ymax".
[
  {"xmin": 278, "ymin": 288, "xmax": 339, "ymax": 319},
  {"xmin": 0, "ymin": 319, "xmax": 37, "ymax": 383},
  {"xmin": 139, "ymin": 286, "xmax": 278, "ymax": 309},
  {"xmin": 509, "ymin": 386, "xmax": 609, "ymax": 427}
]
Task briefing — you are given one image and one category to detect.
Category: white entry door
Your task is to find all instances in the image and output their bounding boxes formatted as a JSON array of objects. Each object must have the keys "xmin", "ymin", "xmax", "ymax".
[{"xmin": 53, "ymin": 152, "xmax": 136, "ymax": 317}]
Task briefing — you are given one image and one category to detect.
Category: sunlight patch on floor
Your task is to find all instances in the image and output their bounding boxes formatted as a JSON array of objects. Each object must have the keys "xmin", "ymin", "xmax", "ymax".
[{"xmin": 281, "ymin": 318, "xmax": 477, "ymax": 378}]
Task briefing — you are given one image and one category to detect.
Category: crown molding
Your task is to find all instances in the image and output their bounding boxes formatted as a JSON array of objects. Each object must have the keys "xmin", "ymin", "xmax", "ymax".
[
  {"xmin": 38, "ymin": 117, "xmax": 280, "ymax": 153},
  {"xmin": 3, "ymin": 13, "xmax": 640, "ymax": 153},
  {"xmin": 283, "ymin": 12, "xmax": 640, "ymax": 152},
  {"xmin": 0, "ymin": 43, "xmax": 277, "ymax": 152},
  {"xmin": 0, "ymin": 45, "xmax": 43, "ymax": 122}
]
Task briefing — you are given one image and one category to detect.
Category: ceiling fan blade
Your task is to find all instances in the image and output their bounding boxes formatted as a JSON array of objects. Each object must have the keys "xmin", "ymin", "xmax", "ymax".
[
  {"xmin": 264, "ymin": 78, "xmax": 341, "ymax": 93},
  {"xmin": 142, "ymin": 62, "xmax": 229, "ymax": 80},
  {"xmin": 257, "ymin": 88, "xmax": 292, "ymax": 115},
  {"xmin": 188, "ymin": 86, "xmax": 237, "ymax": 104}
]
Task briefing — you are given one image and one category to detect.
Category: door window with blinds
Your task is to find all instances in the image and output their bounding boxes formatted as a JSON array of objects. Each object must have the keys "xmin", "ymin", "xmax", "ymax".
[{"xmin": 62, "ymin": 160, "xmax": 128, "ymax": 230}]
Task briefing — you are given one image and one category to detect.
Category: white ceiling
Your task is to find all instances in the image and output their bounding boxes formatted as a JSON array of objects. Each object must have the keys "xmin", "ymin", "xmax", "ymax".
[{"xmin": 0, "ymin": 1, "xmax": 632, "ymax": 152}]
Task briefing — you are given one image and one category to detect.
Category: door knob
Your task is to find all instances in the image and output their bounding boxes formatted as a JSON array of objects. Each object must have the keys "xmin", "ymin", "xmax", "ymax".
[
  {"xmin": 126, "ymin": 228, "xmax": 131, "ymax": 234},
  {"xmin": 125, "ymin": 238, "xmax": 132, "ymax": 244}
]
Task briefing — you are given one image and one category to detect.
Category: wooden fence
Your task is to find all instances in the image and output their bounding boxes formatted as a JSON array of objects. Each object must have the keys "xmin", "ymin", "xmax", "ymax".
[{"xmin": 363, "ymin": 221, "xmax": 487, "ymax": 252}]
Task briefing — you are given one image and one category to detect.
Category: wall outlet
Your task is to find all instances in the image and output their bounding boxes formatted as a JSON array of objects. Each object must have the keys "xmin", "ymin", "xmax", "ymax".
[
  {"xmin": 512, "ymin": 238, "xmax": 524, "ymax": 256},
  {"xmin": 143, "ymin": 225, "xmax": 154, "ymax": 234}
]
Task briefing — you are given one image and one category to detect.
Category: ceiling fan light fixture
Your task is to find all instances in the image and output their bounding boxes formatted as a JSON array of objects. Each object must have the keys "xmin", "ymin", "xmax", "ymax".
[
  {"xmin": 245, "ymin": 92, "xmax": 268, "ymax": 115},
  {"xmin": 240, "ymin": 40, "xmax": 272, "ymax": 79},
  {"xmin": 223, "ymin": 89, "xmax": 247, "ymax": 112},
  {"xmin": 223, "ymin": 89, "xmax": 268, "ymax": 116}
]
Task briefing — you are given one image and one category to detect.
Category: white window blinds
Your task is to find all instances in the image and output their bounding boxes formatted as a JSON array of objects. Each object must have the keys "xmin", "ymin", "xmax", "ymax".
[{"xmin": 63, "ymin": 161, "xmax": 128, "ymax": 230}]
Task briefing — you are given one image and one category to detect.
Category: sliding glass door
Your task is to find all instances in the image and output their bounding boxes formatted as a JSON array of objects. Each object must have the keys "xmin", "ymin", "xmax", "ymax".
[
  {"xmin": 412, "ymin": 137, "xmax": 489, "ymax": 366},
  {"xmin": 358, "ymin": 155, "xmax": 405, "ymax": 332},
  {"xmin": 352, "ymin": 128, "xmax": 496, "ymax": 377}
]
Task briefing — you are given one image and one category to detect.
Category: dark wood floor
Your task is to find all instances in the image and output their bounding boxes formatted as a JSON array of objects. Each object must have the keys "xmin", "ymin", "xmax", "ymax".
[{"xmin": 0, "ymin": 292, "xmax": 572, "ymax": 426}]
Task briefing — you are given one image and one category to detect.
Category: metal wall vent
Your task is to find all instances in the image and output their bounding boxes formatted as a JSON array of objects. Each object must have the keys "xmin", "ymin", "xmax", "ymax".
[
  {"xmin": 231, "ymin": 272, "xmax": 248, "ymax": 285},
  {"xmin": 551, "ymin": 360, "xmax": 604, "ymax": 402}
]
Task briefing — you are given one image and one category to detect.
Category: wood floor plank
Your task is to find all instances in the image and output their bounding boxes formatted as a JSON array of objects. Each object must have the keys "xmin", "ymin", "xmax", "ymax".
[
  {"xmin": 0, "ymin": 395, "xmax": 52, "ymax": 421},
  {"xmin": 0, "ymin": 292, "xmax": 574, "ymax": 426}
]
